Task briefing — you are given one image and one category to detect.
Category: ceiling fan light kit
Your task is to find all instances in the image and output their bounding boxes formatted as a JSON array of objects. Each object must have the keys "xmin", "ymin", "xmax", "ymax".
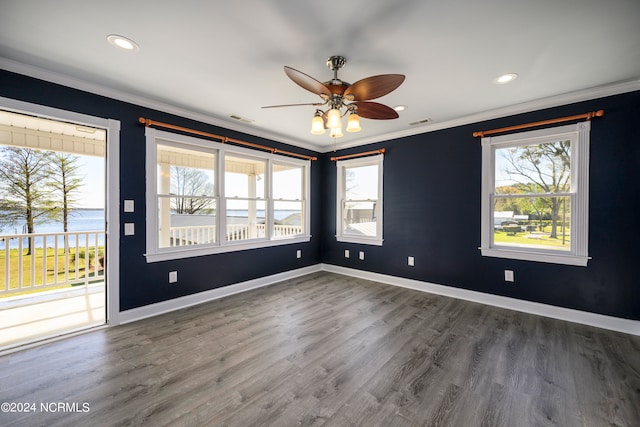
[{"xmin": 263, "ymin": 56, "xmax": 405, "ymax": 139}]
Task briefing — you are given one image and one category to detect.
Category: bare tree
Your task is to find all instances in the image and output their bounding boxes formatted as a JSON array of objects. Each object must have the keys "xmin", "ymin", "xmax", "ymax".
[
  {"xmin": 170, "ymin": 166, "xmax": 214, "ymax": 214},
  {"xmin": 48, "ymin": 153, "xmax": 84, "ymax": 232},
  {"xmin": 0, "ymin": 147, "xmax": 56, "ymax": 254}
]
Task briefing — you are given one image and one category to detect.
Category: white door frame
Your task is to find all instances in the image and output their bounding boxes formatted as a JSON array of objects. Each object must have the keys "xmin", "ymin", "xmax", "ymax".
[{"xmin": 0, "ymin": 96, "xmax": 121, "ymax": 325}]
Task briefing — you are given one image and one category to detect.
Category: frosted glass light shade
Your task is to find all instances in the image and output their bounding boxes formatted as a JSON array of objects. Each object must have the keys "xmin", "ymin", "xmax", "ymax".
[
  {"xmin": 326, "ymin": 108, "xmax": 342, "ymax": 129},
  {"xmin": 346, "ymin": 113, "xmax": 361, "ymax": 132},
  {"xmin": 310, "ymin": 115, "xmax": 325, "ymax": 134},
  {"xmin": 329, "ymin": 126, "xmax": 343, "ymax": 138}
]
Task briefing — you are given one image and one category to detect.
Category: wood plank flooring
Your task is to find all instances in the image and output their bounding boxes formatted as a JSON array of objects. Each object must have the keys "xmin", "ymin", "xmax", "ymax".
[{"xmin": 1, "ymin": 271, "xmax": 638, "ymax": 426}]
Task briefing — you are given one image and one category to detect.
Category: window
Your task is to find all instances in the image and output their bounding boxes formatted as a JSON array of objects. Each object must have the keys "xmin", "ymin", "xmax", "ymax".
[
  {"xmin": 146, "ymin": 129, "xmax": 310, "ymax": 262},
  {"xmin": 273, "ymin": 162, "xmax": 307, "ymax": 239},
  {"xmin": 336, "ymin": 154, "xmax": 383, "ymax": 245},
  {"xmin": 480, "ymin": 122, "xmax": 590, "ymax": 266},
  {"xmin": 156, "ymin": 142, "xmax": 217, "ymax": 248},
  {"xmin": 224, "ymin": 154, "xmax": 266, "ymax": 242}
]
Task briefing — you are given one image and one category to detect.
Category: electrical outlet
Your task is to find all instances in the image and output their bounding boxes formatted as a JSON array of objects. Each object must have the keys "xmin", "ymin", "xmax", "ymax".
[
  {"xmin": 296, "ymin": 250, "xmax": 302, "ymax": 259},
  {"xmin": 408, "ymin": 256, "xmax": 415, "ymax": 266},
  {"xmin": 359, "ymin": 251, "xmax": 365, "ymax": 260},
  {"xmin": 504, "ymin": 270, "xmax": 514, "ymax": 282},
  {"xmin": 169, "ymin": 271, "xmax": 178, "ymax": 283},
  {"xmin": 344, "ymin": 249, "xmax": 350, "ymax": 258}
]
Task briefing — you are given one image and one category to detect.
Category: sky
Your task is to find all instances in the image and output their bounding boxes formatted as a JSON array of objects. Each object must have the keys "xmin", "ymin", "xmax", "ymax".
[{"xmin": 75, "ymin": 155, "xmax": 105, "ymax": 209}]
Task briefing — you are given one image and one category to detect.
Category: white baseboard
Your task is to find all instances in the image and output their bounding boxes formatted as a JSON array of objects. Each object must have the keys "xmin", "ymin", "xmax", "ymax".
[
  {"xmin": 321, "ymin": 264, "xmax": 640, "ymax": 336},
  {"xmin": 117, "ymin": 265, "xmax": 322, "ymax": 325}
]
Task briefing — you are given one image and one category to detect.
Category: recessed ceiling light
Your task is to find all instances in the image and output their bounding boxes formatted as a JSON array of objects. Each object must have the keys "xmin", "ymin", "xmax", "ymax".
[
  {"xmin": 394, "ymin": 105, "xmax": 407, "ymax": 112},
  {"xmin": 107, "ymin": 34, "xmax": 139, "ymax": 52},
  {"xmin": 493, "ymin": 73, "xmax": 518, "ymax": 84}
]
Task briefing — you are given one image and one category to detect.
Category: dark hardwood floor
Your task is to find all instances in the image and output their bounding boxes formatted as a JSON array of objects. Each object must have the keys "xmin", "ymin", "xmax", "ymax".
[{"xmin": 1, "ymin": 272, "xmax": 638, "ymax": 426}]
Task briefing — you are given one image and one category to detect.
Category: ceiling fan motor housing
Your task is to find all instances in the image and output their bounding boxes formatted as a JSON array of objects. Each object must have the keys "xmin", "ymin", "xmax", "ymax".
[
  {"xmin": 324, "ymin": 56, "xmax": 350, "ymax": 93},
  {"xmin": 326, "ymin": 55, "xmax": 346, "ymax": 71}
]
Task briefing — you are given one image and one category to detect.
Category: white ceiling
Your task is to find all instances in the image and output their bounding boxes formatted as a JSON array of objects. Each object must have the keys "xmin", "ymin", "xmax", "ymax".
[{"xmin": 1, "ymin": 0, "xmax": 639, "ymax": 152}]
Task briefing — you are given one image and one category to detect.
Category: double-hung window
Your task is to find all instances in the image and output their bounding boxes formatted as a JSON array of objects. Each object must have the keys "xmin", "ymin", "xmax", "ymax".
[
  {"xmin": 272, "ymin": 161, "xmax": 307, "ymax": 240},
  {"xmin": 336, "ymin": 154, "xmax": 383, "ymax": 245},
  {"xmin": 146, "ymin": 128, "xmax": 310, "ymax": 262},
  {"xmin": 480, "ymin": 122, "xmax": 590, "ymax": 266},
  {"xmin": 224, "ymin": 154, "xmax": 266, "ymax": 242},
  {"xmin": 156, "ymin": 140, "xmax": 217, "ymax": 249}
]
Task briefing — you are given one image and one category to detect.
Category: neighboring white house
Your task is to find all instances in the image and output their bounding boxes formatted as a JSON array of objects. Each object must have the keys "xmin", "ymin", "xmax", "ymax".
[{"xmin": 494, "ymin": 211, "xmax": 529, "ymax": 229}]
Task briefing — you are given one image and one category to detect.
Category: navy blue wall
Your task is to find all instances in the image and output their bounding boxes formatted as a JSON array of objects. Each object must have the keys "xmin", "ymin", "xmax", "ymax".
[
  {"xmin": 2, "ymin": 70, "xmax": 638, "ymax": 320},
  {"xmin": 1, "ymin": 70, "xmax": 322, "ymax": 311},
  {"xmin": 320, "ymin": 90, "xmax": 640, "ymax": 321}
]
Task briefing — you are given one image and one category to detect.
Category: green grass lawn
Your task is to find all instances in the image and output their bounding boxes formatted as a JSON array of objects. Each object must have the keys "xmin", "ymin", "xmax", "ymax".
[
  {"xmin": 494, "ymin": 229, "xmax": 570, "ymax": 249},
  {"xmin": 0, "ymin": 246, "xmax": 103, "ymax": 296}
]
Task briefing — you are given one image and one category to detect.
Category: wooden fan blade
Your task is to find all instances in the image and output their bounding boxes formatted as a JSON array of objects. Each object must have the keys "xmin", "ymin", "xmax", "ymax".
[
  {"xmin": 344, "ymin": 74, "xmax": 405, "ymax": 101},
  {"xmin": 284, "ymin": 66, "xmax": 332, "ymax": 97},
  {"xmin": 353, "ymin": 102, "xmax": 399, "ymax": 120},
  {"xmin": 262, "ymin": 102, "xmax": 326, "ymax": 109}
]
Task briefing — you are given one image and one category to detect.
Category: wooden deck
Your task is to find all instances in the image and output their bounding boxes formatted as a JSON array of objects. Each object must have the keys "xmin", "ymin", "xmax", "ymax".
[
  {"xmin": 0, "ymin": 272, "xmax": 638, "ymax": 426},
  {"xmin": 0, "ymin": 283, "xmax": 105, "ymax": 350}
]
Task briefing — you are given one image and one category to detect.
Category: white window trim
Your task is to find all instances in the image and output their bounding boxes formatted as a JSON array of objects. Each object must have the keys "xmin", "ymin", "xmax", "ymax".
[
  {"xmin": 145, "ymin": 128, "xmax": 311, "ymax": 263},
  {"xmin": 480, "ymin": 122, "xmax": 590, "ymax": 266},
  {"xmin": 336, "ymin": 154, "xmax": 384, "ymax": 246}
]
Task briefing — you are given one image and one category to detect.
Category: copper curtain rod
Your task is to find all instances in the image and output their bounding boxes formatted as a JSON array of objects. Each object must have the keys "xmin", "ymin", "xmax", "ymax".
[
  {"xmin": 138, "ymin": 117, "xmax": 317, "ymax": 161},
  {"xmin": 330, "ymin": 148, "xmax": 386, "ymax": 162},
  {"xmin": 472, "ymin": 110, "xmax": 604, "ymax": 138}
]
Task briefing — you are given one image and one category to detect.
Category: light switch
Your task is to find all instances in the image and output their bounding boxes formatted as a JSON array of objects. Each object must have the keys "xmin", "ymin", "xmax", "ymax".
[
  {"xmin": 124, "ymin": 223, "xmax": 135, "ymax": 236},
  {"xmin": 124, "ymin": 199, "xmax": 135, "ymax": 212}
]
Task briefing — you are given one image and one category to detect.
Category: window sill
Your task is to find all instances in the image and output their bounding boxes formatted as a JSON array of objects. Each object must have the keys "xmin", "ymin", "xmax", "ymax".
[
  {"xmin": 479, "ymin": 247, "xmax": 589, "ymax": 266},
  {"xmin": 336, "ymin": 236, "xmax": 383, "ymax": 246},
  {"xmin": 145, "ymin": 235, "xmax": 311, "ymax": 263}
]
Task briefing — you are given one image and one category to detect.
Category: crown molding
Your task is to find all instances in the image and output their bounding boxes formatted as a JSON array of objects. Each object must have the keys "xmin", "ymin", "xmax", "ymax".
[
  {"xmin": 0, "ymin": 57, "xmax": 320, "ymax": 153},
  {"xmin": 3, "ymin": 57, "xmax": 638, "ymax": 155},
  {"xmin": 322, "ymin": 78, "xmax": 640, "ymax": 152}
]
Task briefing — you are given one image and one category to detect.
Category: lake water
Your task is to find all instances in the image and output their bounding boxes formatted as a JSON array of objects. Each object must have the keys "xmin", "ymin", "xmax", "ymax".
[
  {"xmin": 0, "ymin": 209, "xmax": 299, "ymax": 249},
  {"xmin": 0, "ymin": 209, "xmax": 105, "ymax": 250}
]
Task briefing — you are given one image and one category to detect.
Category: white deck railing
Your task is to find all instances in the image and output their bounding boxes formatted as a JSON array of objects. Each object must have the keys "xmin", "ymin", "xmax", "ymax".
[
  {"xmin": 1, "ymin": 230, "xmax": 105, "ymax": 297},
  {"xmin": 170, "ymin": 225, "xmax": 217, "ymax": 246},
  {"xmin": 2, "ymin": 224, "xmax": 302, "ymax": 297},
  {"xmin": 169, "ymin": 224, "xmax": 303, "ymax": 246},
  {"xmin": 264, "ymin": 224, "xmax": 304, "ymax": 238}
]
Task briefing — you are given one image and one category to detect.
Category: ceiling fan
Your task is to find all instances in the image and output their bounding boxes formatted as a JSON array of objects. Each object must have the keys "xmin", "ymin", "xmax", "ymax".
[{"xmin": 263, "ymin": 56, "xmax": 405, "ymax": 138}]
